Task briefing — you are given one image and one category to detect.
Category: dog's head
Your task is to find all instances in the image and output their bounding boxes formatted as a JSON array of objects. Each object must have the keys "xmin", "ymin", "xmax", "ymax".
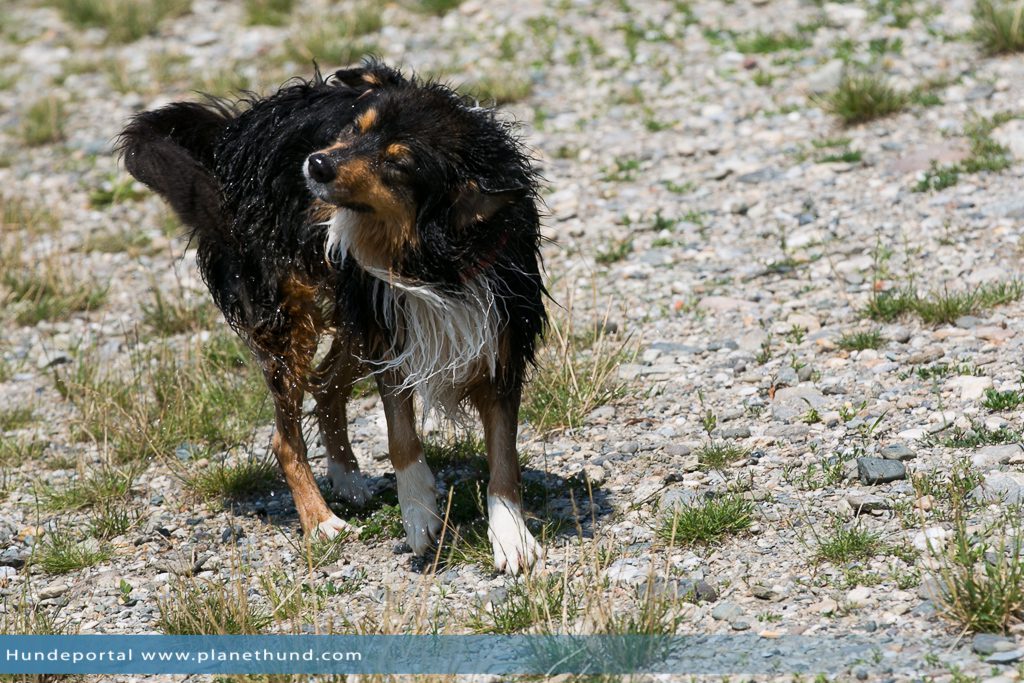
[{"xmin": 305, "ymin": 63, "xmax": 535, "ymax": 272}]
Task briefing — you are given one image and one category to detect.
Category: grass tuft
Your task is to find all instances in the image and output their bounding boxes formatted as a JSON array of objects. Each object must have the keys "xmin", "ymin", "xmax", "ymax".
[
  {"xmin": 36, "ymin": 527, "xmax": 112, "ymax": 574},
  {"xmin": 20, "ymin": 98, "xmax": 65, "ymax": 147},
  {"xmin": 244, "ymin": 0, "xmax": 294, "ymax": 26},
  {"xmin": 865, "ymin": 280, "xmax": 1024, "ymax": 325},
  {"xmin": 837, "ymin": 329, "xmax": 884, "ymax": 351},
  {"xmin": 815, "ymin": 521, "xmax": 883, "ymax": 564},
  {"xmin": 972, "ymin": 0, "xmax": 1024, "ymax": 54},
  {"xmin": 933, "ymin": 513, "xmax": 1024, "ymax": 633},
  {"xmin": 286, "ymin": 5, "xmax": 381, "ymax": 67},
  {"xmin": 185, "ymin": 457, "xmax": 279, "ymax": 502},
  {"xmin": 47, "ymin": 0, "xmax": 191, "ymax": 43},
  {"xmin": 695, "ymin": 442, "xmax": 749, "ymax": 469},
  {"xmin": 521, "ymin": 311, "xmax": 634, "ymax": 432},
  {"xmin": 982, "ymin": 386, "xmax": 1024, "ymax": 411},
  {"xmin": 157, "ymin": 578, "xmax": 271, "ymax": 634},
  {"xmin": 658, "ymin": 494, "xmax": 754, "ymax": 548},
  {"xmin": 821, "ymin": 73, "xmax": 908, "ymax": 126}
]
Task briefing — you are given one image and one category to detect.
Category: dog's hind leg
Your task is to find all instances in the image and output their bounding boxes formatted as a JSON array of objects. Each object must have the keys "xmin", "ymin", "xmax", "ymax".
[
  {"xmin": 472, "ymin": 382, "xmax": 541, "ymax": 575},
  {"xmin": 376, "ymin": 370, "xmax": 441, "ymax": 555},
  {"xmin": 312, "ymin": 336, "xmax": 372, "ymax": 507},
  {"xmin": 260, "ymin": 349, "xmax": 351, "ymax": 540}
]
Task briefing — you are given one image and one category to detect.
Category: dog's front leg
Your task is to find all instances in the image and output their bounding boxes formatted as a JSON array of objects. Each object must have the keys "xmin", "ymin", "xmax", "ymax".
[
  {"xmin": 261, "ymin": 353, "xmax": 350, "ymax": 539},
  {"xmin": 312, "ymin": 336, "xmax": 371, "ymax": 507},
  {"xmin": 376, "ymin": 371, "xmax": 441, "ymax": 555},
  {"xmin": 472, "ymin": 382, "xmax": 541, "ymax": 574}
]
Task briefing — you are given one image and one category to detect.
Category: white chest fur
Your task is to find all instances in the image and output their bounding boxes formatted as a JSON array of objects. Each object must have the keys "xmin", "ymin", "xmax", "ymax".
[{"xmin": 327, "ymin": 210, "xmax": 500, "ymax": 417}]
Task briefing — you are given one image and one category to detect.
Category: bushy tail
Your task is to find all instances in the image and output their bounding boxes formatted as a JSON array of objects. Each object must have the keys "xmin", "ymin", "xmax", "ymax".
[
  {"xmin": 119, "ymin": 101, "xmax": 257, "ymax": 328},
  {"xmin": 118, "ymin": 101, "xmax": 234, "ymax": 243}
]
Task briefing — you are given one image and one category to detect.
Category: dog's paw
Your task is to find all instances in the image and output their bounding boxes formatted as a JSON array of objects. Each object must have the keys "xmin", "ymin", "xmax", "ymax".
[
  {"xmin": 313, "ymin": 514, "xmax": 356, "ymax": 540},
  {"xmin": 396, "ymin": 457, "xmax": 441, "ymax": 556},
  {"xmin": 487, "ymin": 495, "xmax": 541, "ymax": 575},
  {"xmin": 327, "ymin": 460, "xmax": 372, "ymax": 507}
]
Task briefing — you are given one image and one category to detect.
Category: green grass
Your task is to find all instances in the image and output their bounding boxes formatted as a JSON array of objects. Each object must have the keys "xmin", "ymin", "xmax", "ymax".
[
  {"xmin": 734, "ymin": 30, "xmax": 811, "ymax": 53},
  {"xmin": 412, "ymin": 0, "xmax": 463, "ymax": 14},
  {"xmin": 0, "ymin": 407, "xmax": 34, "ymax": 431},
  {"xmin": 464, "ymin": 74, "xmax": 533, "ymax": 104},
  {"xmin": 37, "ymin": 466, "xmax": 137, "ymax": 511},
  {"xmin": 934, "ymin": 513, "xmax": 1024, "ymax": 633},
  {"xmin": 36, "ymin": 528, "xmax": 112, "ymax": 574},
  {"xmin": 89, "ymin": 176, "xmax": 147, "ymax": 207},
  {"xmin": 816, "ymin": 149, "xmax": 862, "ymax": 163},
  {"xmin": 865, "ymin": 280, "xmax": 1024, "ymax": 325},
  {"xmin": 972, "ymin": 0, "xmax": 1024, "ymax": 54},
  {"xmin": 0, "ymin": 436, "xmax": 46, "ymax": 465},
  {"xmin": 47, "ymin": 0, "xmax": 191, "ymax": 43},
  {"xmin": 286, "ymin": 6, "xmax": 381, "ymax": 66},
  {"xmin": 2, "ymin": 251, "xmax": 107, "ymax": 326},
  {"xmin": 923, "ymin": 421, "xmax": 1022, "ymax": 448},
  {"xmin": 55, "ymin": 334, "xmax": 271, "ymax": 463},
  {"xmin": 80, "ymin": 229, "xmax": 154, "ymax": 256},
  {"xmin": 87, "ymin": 500, "xmax": 141, "ymax": 539},
  {"xmin": 695, "ymin": 442, "xmax": 749, "ymax": 469},
  {"xmin": 141, "ymin": 287, "xmax": 217, "ymax": 336},
  {"xmin": 820, "ymin": 73, "xmax": 908, "ymax": 126},
  {"xmin": 244, "ymin": 0, "xmax": 294, "ymax": 25},
  {"xmin": 658, "ymin": 494, "xmax": 754, "ymax": 548},
  {"xmin": 185, "ymin": 458, "xmax": 279, "ymax": 502},
  {"xmin": 836, "ymin": 329, "xmax": 884, "ymax": 351},
  {"xmin": 521, "ymin": 313, "xmax": 633, "ymax": 432},
  {"xmin": 982, "ymin": 386, "xmax": 1024, "ymax": 411},
  {"xmin": 158, "ymin": 578, "xmax": 271, "ymax": 634},
  {"xmin": 601, "ymin": 156, "xmax": 640, "ymax": 182},
  {"xmin": 20, "ymin": 97, "xmax": 65, "ymax": 146},
  {"xmin": 815, "ymin": 522, "xmax": 883, "ymax": 564},
  {"xmin": 353, "ymin": 503, "xmax": 403, "ymax": 541},
  {"xmin": 468, "ymin": 576, "xmax": 578, "ymax": 634},
  {"xmin": 595, "ymin": 238, "xmax": 633, "ymax": 265},
  {"xmin": 914, "ymin": 113, "xmax": 1017, "ymax": 192}
]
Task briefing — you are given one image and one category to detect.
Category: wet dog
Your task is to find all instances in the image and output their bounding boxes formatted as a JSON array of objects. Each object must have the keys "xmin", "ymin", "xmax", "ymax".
[{"xmin": 119, "ymin": 61, "xmax": 546, "ymax": 573}]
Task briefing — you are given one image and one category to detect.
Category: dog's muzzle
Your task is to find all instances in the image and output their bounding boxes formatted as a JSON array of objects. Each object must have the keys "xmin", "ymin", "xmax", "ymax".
[{"xmin": 305, "ymin": 153, "xmax": 336, "ymax": 183}]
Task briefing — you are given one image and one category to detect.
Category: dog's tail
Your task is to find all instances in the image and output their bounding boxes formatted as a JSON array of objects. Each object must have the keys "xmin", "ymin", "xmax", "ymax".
[
  {"xmin": 119, "ymin": 101, "xmax": 259, "ymax": 328},
  {"xmin": 118, "ymin": 100, "xmax": 234, "ymax": 243}
]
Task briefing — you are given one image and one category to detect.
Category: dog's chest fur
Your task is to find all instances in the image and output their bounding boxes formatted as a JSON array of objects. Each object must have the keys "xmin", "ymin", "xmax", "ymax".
[{"xmin": 329, "ymin": 210, "xmax": 499, "ymax": 416}]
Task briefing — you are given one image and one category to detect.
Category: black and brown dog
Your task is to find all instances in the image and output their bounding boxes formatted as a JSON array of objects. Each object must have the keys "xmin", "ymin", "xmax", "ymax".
[{"xmin": 119, "ymin": 61, "xmax": 546, "ymax": 573}]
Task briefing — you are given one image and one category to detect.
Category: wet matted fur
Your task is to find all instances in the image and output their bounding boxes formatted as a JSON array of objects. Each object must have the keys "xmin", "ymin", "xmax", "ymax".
[{"xmin": 119, "ymin": 60, "xmax": 547, "ymax": 573}]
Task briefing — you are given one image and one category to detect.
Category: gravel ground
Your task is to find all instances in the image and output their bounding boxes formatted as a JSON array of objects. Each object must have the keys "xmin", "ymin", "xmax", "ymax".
[{"xmin": 3, "ymin": 0, "xmax": 1024, "ymax": 681}]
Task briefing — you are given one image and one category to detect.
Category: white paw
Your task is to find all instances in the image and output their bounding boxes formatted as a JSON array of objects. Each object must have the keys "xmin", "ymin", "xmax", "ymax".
[
  {"xmin": 488, "ymin": 495, "xmax": 541, "ymax": 575},
  {"xmin": 314, "ymin": 514, "xmax": 355, "ymax": 540},
  {"xmin": 327, "ymin": 459, "xmax": 372, "ymax": 507},
  {"xmin": 396, "ymin": 457, "xmax": 441, "ymax": 555}
]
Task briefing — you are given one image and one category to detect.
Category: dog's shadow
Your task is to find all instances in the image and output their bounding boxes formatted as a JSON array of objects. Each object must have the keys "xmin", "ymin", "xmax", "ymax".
[{"xmin": 314, "ymin": 452, "xmax": 613, "ymax": 574}]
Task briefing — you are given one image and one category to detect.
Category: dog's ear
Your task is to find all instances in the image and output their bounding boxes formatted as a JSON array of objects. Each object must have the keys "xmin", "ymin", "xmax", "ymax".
[
  {"xmin": 334, "ymin": 60, "xmax": 406, "ymax": 92},
  {"xmin": 452, "ymin": 180, "xmax": 529, "ymax": 230}
]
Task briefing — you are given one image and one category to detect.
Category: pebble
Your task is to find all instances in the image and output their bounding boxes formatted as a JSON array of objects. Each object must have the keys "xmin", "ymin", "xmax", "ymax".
[
  {"xmin": 879, "ymin": 443, "xmax": 916, "ymax": 461},
  {"xmin": 857, "ymin": 458, "xmax": 907, "ymax": 485},
  {"xmin": 973, "ymin": 633, "xmax": 1018, "ymax": 656},
  {"xmin": 711, "ymin": 601, "xmax": 744, "ymax": 621}
]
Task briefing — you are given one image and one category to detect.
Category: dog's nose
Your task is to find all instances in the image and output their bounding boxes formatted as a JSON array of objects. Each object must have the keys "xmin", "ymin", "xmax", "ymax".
[{"xmin": 306, "ymin": 153, "xmax": 336, "ymax": 183}]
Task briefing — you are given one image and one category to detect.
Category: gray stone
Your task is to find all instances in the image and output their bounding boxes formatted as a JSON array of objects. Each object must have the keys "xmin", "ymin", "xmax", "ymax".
[
  {"xmin": 879, "ymin": 443, "xmax": 916, "ymax": 461},
  {"xmin": 806, "ymin": 59, "xmax": 844, "ymax": 94},
  {"xmin": 751, "ymin": 584, "xmax": 776, "ymax": 600},
  {"xmin": 736, "ymin": 168, "xmax": 779, "ymax": 184},
  {"xmin": 711, "ymin": 601, "xmax": 743, "ymax": 621},
  {"xmin": 973, "ymin": 633, "xmax": 1017, "ymax": 656},
  {"xmin": 986, "ymin": 648, "xmax": 1024, "ymax": 664},
  {"xmin": 693, "ymin": 580, "xmax": 718, "ymax": 603},
  {"xmin": 660, "ymin": 488, "xmax": 698, "ymax": 512},
  {"xmin": 38, "ymin": 582, "xmax": 69, "ymax": 600},
  {"xmin": 846, "ymin": 491, "xmax": 889, "ymax": 513},
  {"xmin": 971, "ymin": 444, "xmax": 1021, "ymax": 470},
  {"xmin": 771, "ymin": 386, "xmax": 827, "ymax": 421},
  {"xmin": 0, "ymin": 547, "xmax": 26, "ymax": 568},
  {"xmin": 972, "ymin": 472, "xmax": 1024, "ymax": 504},
  {"xmin": 857, "ymin": 457, "xmax": 906, "ymax": 485},
  {"xmin": 730, "ymin": 619, "xmax": 751, "ymax": 631},
  {"xmin": 720, "ymin": 426, "xmax": 751, "ymax": 439}
]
